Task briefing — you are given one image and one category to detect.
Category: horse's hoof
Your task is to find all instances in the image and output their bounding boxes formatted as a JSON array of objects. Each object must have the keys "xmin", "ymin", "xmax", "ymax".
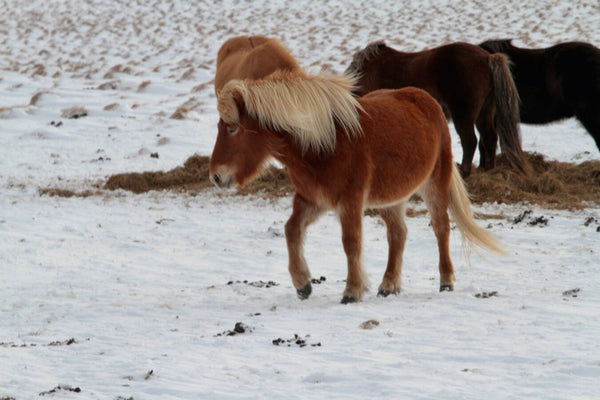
[
  {"xmin": 440, "ymin": 285, "xmax": 454, "ymax": 292},
  {"xmin": 377, "ymin": 289, "xmax": 392, "ymax": 298},
  {"xmin": 341, "ymin": 295, "xmax": 357, "ymax": 304},
  {"xmin": 296, "ymin": 282, "xmax": 312, "ymax": 300}
]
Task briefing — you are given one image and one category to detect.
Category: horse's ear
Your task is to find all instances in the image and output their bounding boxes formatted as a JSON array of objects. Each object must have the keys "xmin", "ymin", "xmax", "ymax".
[
  {"xmin": 218, "ymin": 86, "xmax": 246, "ymax": 124},
  {"xmin": 232, "ymin": 90, "xmax": 246, "ymax": 117}
]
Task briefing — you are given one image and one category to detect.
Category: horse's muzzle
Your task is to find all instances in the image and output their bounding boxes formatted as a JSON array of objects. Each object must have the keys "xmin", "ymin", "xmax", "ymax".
[{"xmin": 211, "ymin": 172, "xmax": 232, "ymax": 189}]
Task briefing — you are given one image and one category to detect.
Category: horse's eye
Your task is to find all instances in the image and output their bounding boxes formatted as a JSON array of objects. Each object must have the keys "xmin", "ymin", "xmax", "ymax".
[{"xmin": 227, "ymin": 126, "xmax": 238, "ymax": 135}]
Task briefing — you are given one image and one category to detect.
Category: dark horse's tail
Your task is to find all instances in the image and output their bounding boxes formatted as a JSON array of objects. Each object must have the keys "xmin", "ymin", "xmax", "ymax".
[{"xmin": 489, "ymin": 53, "xmax": 530, "ymax": 174}]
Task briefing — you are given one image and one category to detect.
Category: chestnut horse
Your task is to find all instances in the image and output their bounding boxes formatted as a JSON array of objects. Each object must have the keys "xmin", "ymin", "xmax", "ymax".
[
  {"xmin": 209, "ymin": 71, "xmax": 503, "ymax": 303},
  {"xmin": 215, "ymin": 35, "xmax": 302, "ymax": 93},
  {"xmin": 346, "ymin": 41, "xmax": 529, "ymax": 177},
  {"xmin": 480, "ymin": 39, "xmax": 600, "ymax": 151}
]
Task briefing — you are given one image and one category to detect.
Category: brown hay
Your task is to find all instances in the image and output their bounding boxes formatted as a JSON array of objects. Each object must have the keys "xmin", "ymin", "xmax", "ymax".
[
  {"xmin": 30, "ymin": 91, "xmax": 44, "ymax": 105},
  {"xmin": 104, "ymin": 154, "xmax": 212, "ymax": 194},
  {"xmin": 103, "ymin": 102, "xmax": 119, "ymax": 111},
  {"xmin": 170, "ymin": 97, "xmax": 203, "ymax": 119},
  {"xmin": 465, "ymin": 152, "xmax": 600, "ymax": 209},
  {"xmin": 40, "ymin": 188, "xmax": 101, "ymax": 198},
  {"xmin": 137, "ymin": 80, "xmax": 151, "ymax": 91},
  {"xmin": 101, "ymin": 152, "xmax": 599, "ymax": 209}
]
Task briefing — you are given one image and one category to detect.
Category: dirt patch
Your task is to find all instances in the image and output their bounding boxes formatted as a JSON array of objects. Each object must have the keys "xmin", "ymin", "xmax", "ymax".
[{"xmin": 40, "ymin": 152, "xmax": 600, "ymax": 209}]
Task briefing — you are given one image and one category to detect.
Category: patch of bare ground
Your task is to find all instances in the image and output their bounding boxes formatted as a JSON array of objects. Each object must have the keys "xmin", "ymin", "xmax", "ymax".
[{"xmin": 40, "ymin": 153, "xmax": 600, "ymax": 209}]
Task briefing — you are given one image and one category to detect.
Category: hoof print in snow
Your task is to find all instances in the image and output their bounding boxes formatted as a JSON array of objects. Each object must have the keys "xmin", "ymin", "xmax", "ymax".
[{"xmin": 310, "ymin": 276, "xmax": 326, "ymax": 284}]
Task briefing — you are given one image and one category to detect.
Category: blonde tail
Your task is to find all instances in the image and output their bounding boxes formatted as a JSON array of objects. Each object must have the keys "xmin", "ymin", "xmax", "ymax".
[{"xmin": 448, "ymin": 164, "xmax": 505, "ymax": 255}]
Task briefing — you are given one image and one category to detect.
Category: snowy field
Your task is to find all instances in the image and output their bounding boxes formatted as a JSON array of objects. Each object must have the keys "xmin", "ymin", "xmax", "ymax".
[{"xmin": 1, "ymin": 1, "xmax": 599, "ymax": 399}]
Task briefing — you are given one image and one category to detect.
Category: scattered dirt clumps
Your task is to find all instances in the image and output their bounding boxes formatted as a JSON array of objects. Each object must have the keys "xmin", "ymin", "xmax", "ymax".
[
  {"xmin": 272, "ymin": 334, "xmax": 321, "ymax": 347},
  {"xmin": 215, "ymin": 322, "xmax": 252, "ymax": 337}
]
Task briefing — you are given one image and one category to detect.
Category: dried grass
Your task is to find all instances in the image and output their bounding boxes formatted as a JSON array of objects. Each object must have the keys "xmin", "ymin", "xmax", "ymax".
[{"xmin": 100, "ymin": 152, "xmax": 600, "ymax": 209}]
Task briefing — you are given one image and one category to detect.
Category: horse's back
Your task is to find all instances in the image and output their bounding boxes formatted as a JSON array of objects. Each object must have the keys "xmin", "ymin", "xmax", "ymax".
[
  {"xmin": 215, "ymin": 36, "xmax": 301, "ymax": 92},
  {"xmin": 360, "ymin": 87, "xmax": 447, "ymax": 132},
  {"xmin": 385, "ymin": 43, "xmax": 493, "ymax": 107},
  {"xmin": 216, "ymin": 35, "xmax": 270, "ymax": 67},
  {"xmin": 358, "ymin": 87, "xmax": 452, "ymax": 205}
]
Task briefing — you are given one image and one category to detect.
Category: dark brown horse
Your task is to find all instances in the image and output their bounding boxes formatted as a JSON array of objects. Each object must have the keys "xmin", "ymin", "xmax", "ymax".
[
  {"xmin": 209, "ymin": 70, "xmax": 503, "ymax": 303},
  {"xmin": 346, "ymin": 41, "xmax": 529, "ymax": 177},
  {"xmin": 480, "ymin": 39, "xmax": 600, "ymax": 151}
]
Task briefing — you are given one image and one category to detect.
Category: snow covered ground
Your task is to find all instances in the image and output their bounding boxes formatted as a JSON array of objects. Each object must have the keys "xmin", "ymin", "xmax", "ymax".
[{"xmin": 1, "ymin": 1, "xmax": 599, "ymax": 399}]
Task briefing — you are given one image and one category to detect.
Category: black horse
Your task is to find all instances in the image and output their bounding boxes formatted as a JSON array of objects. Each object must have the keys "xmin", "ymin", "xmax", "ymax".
[{"xmin": 480, "ymin": 39, "xmax": 600, "ymax": 151}]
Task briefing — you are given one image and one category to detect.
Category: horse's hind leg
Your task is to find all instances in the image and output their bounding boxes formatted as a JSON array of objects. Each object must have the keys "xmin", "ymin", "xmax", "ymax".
[
  {"xmin": 285, "ymin": 194, "xmax": 325, "ymax": 300},
  {"xmin": 421, "ymin": 181, "xmax": 455, "ymax": 291},
  {"xmin": 575, "ymin": 101, "xmax": 600, "ymax": 151},
  {"xmin": 377, "ymin": 203, "xmax": 408, "ymax": 297},
  {"xmin": 453, "ymin": 116, "xmax": 478, "ymax": 177},
  {"xmin": 339, "ymin": 202, "xmax": 367, "ymax": 303},
  {"xmin": 476, "ymin": 100, "xmax": 499, "ymax": 170}
]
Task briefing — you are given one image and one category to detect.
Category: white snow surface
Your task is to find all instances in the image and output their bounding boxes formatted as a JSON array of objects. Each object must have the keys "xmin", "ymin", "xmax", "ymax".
[{"xmin": 1, "ymin": 1, "xmax": 599, "ymax": 399}]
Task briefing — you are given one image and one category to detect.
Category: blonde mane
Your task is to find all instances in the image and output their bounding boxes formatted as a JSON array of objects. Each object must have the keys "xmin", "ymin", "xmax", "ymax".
[{"xmin": 218, "ymin": 71, "xmax": 364, "ymax": 153}]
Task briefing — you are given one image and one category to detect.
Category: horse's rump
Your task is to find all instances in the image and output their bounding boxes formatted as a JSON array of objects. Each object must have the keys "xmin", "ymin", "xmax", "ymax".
[
  {"xmin": 215, "ymin": 35, "xmax": 303, "ymax": 93},
  {"xmin": 479, "ymin": 39, "xmax": 600, "ymax": 151},
  {"xmin": 347, "ymin": 40, "xmax": 527, "ymax": 175}
]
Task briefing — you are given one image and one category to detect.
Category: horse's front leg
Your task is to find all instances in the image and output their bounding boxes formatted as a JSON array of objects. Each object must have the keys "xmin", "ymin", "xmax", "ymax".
[
  {"xmin": 339, "ymin": 204, "xmax": 367, "ymax": 303},
  {"xmin": 285, "ymin": 194, "xmax": 325, "ymax": 300}
]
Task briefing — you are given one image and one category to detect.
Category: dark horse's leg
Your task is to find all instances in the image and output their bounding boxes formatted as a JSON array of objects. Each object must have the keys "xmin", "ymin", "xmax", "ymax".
[
  {"xmin": 453, "ymin": 116, "xmax": 478, "ymax": 177},
  {"xmin": 575, "ymin": 100, "xmax": 600, "ymax": 151},
  {"xmin": 475, "ymin": 98, "xmax": 499, "ymax": 170},
  {"xmin": 285, "ymin": 194, "xmax": 325, "ymax": 300},
  {"xmin": 377, "ymin": 203, "xmax": 407, "ymax": 297}
]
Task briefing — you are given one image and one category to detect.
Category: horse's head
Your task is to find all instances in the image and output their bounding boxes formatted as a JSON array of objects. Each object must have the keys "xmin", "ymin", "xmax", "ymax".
[
  {"xmin": 209, "ymin": 85, "xmax": 273, "ymax": 189},
  {"xmin": 210, "ymin": 73, "xmax": 363, "ymax": 188}
]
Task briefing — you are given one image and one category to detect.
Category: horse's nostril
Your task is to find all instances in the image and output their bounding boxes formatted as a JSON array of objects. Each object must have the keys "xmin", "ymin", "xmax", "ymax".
[{"xmin": 213, "ymin": 173, "xmax": 221, "ymax": 185}]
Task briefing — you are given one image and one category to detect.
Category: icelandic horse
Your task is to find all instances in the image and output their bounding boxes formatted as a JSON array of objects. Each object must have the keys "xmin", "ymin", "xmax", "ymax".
[
  {"xmin": 480, "ymin": 39, "xmax": 600, "ymax": 151},
  {"xmin": 209, "ymin": 70, "xmax": 504, "ymax": 303},
  {"xmin": 215, "ymin": 35, "xmax": 302, "ymax": 93},
  {"xmin": 346, "ymin": 41, "xmax": 529, "ymax": 177}
]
